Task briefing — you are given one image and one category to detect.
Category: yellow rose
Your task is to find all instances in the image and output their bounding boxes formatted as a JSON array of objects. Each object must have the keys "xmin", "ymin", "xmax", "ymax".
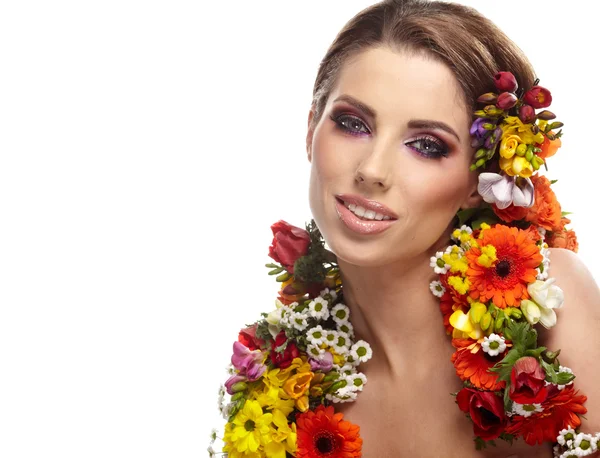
[
  {"xmin": 499, "ymin": 135, "xmax": 521, "ymax": 159},
  {"xmin": 283, "ymin": 371, "xmax": 314, "ymax": 412}
]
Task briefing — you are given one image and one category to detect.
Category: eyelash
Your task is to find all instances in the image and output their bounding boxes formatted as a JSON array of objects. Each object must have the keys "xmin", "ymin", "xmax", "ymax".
[{"xmin": 329, "ymin": 112, "xmax": 450, "ymax": 159}]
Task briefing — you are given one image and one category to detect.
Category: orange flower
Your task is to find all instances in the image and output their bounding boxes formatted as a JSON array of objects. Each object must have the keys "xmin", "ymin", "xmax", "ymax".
[
  {"xmin": 451, "ymin": 338, "xmax": 506, "ymax": 391},
  {"xmin": 537, "ymin": 134, "xmax": 562, "ymax": 160},
  {"xmin": 492, "ymin": 203, "xmax": 528, "ymax": 223},
  {"xmin": 547, "ymin": 229, "xmax": 579, "ymax": 252},
  {"xmin": 467, "ymin": 225, "xmax": 543, "ymax": 308},
  {"xmin": 526, "ymin": 175, "xmax": 563, "ymax": 231},
  {"xmin": 296, "ymin": 405, "xmax": 362, "ymax": 458},
  {"xmin": 506, "ymin": 386, "xmax": 587, "ymax": 446}
]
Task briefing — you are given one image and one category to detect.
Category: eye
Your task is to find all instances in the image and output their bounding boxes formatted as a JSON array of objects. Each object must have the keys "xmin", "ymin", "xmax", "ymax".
[
  {"xmin": 406, "ymin": 135, "xmax": 449, "ymax": 159},
  {"xmin": 329, "ymin": 113, "xmax": 370, "ymax": 136}
]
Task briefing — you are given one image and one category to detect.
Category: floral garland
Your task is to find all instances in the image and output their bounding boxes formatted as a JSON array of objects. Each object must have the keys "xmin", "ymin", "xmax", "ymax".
[{"xmin": 209, "ymin": 72, "xmax": 596, "ymax": 458}]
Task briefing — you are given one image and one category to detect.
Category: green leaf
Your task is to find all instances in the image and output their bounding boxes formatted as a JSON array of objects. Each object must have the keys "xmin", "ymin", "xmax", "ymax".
[
  {"xmin": 265, "ymin": 263, "xmax": 279, "ymax": 268},
  {"xmin": 268, "ymin": 267, "xmax": 284, "ymax": 275},
  {"xmin": 556, "ymin": 372, "xmax": 576, "ymax": 385},
  {"xmin": 457, "ymin": 208, "xmax": 478, "ymax": 226},
  {"xmin": 540, "ymin": 358, "xmax": 559, "ymax": 384},
  {"xmin": 525, "ymin": 346, "xmax": 547, "ymax": 358}
]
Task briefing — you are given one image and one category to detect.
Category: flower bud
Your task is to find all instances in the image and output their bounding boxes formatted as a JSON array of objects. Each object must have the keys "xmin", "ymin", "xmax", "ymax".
[
  {"xmin": 524, "ymin": 86, "xmax": 552, "ymax": 109},
  {"xmin": 469, "ymin": 302, "xmax": 487, "ymax": 324},
  {"xmin": 536, "ymin": 110, "xmax": 556, "ymax": 120},
  {"xmin": 516, "ymin": 144, "xmax": 528, "ymax": 157},
  {"xmin": 276, "ymin": 272, "xmax": 291, "ymax": 282},
  {"xmin": 231, "ymin": 381, "xmax": 248, "ymax": 393},
  {"xmin": 519, "ymin": 104, "xmax": 536, "ymax": 124},
  {"xmin": 476, "ymin": 158, "xmax": 486, "ymax": 168},
  {"xmin": 482, "ymin": 123, "xmax": 496, "ymax": 130},
  {"xmin": 521, "ymin": 299, "xmax": 541, "ymax": 325},
  {"xmin": 231, "ymin": 392, "xmax": 245, "ymax": 402},
  {"xmin": 484, "ymin": 105, "xmax": 504, "ymax": 117},
  {"xmin": 494, "ymin": 314, "xmax": 506, "ymax": 333},
  {"xmin": 525, "ymin": 149, "xmax": 534, "ymax": 162},
  {"xmin": 497, "ymin": 92, "xmax": 518, "ymax": 110},
  {"xmin": 509, "ymin": 307, "xmax": 523, "ymax": 319},
  {"xmin": 493, "ymin": 71, "xmax": 518, "ymax": 92},
  {"xmin": 480, "ymin": 312, "xmax": 493, "ymax": 331},
  {"xmin": 475, "ymin": 148, "xmax": 487, "ymax": 159},
  {"xmin": 477, "ymin": 92, "xmax": 499, "ymax": 104},
  {"xmin": 474, "ymin": 110, "xmax": 487, "ymax": 117},
  {"xmin": 549, "ymin": 121, "xmax": 564, "ymax": 130}
]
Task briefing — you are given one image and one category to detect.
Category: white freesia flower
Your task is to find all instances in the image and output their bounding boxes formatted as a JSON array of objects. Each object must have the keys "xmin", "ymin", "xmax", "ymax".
[
  {"xmin": 527, "ymin": 278, "xmax": 565, "ymax": 329},
  {"xmin": 521, "ymin": 299, "xmax": 541, "ymax": 326},
  {"xmin": 478, "ymin": 173, "xmax": 534, "ymax": 209}
]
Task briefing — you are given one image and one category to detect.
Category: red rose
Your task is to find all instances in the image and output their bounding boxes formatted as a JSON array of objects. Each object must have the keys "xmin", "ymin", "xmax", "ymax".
[
  {"xmin": 268, "ymin": 220, "xmax": 311, "ymax": 274},
  {"xmin": 523, "ymin": 86, "xmax": 552, "ymax": 109},
  {"xmin": 270, "ymin": 331, "xmax": 299, "ymax": 369},
  {"xmin": 493, "ymin": 71, "xmax": 518, "ymax": 93},
  {"xmin": 238, "ymin": 324, "xmax": 263, "ymax": 351},
  {"xmin": 456, "ymin": 388, "xmax": 506, "ymax": 440},
  {"xmin": 509, "ymin": 356, "xmax": 548, "ymax": 404}
]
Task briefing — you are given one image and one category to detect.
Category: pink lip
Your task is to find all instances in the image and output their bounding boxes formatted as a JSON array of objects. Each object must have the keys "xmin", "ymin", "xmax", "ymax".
[
  {"xmin": 334, "ymin": 197, "xmax": 397, "ymax": 235},
  {"xmin": 335, "ymin": 194, "xmax": 398, "ymax": 219}
]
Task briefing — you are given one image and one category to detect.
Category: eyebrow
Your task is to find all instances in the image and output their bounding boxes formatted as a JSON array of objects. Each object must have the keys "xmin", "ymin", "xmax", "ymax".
[{"xmin": 333, "ymin": 94, "xmax": 461, "ymax": 142}]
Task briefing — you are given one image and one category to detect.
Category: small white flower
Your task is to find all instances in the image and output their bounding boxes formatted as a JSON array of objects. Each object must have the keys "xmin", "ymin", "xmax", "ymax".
[
  {"xmin": 221, "ymin": 402, "xmax": 234, "ymax": 419},
  {"xmin": 320, "ymin": 287, "xmax": 338, "ymax": 302},
  {"xmin": 429, "ymin": 280, "xmax": 446, "ymax": 298},
  {"xmin": 337, "ymin": 363, "xmax": 355, "ymax": 376},
  {"xmin": 207, "ymin": 444, "xmax": 216, "ymax": 457},
  {"xmin": 331, "ymin": 303, "xmax": 350, "ymax": 325},
  {"xmin": 217, "ymin": 385, "xmax": 226, "ymax": 411},
  {"xmin": 337, "ymin": 321, "xmax": 354, "ymax": 338},
  {"xmin": 553, "ymin": 444, "xmax": 561, "ymax": 458},
  {"xmin": 289, "ymin": 311, "xmax": 309, "ymax": 332},
  {"xmin": 323, "ymin": 330, "xmax": 340, "ymax": 347},
  {"xmin": 557, "ymin": 366, "xmax": 574, "ymax": 390},
  {"xmin": 430, "ymin": 251, "xmax": 450, "ymax": 275},
  {"xmin": 308, "ymin": 297, "xmax": 330, "ymax": 321},
  {"xmin": 306, "ymin": 325, "xmax": 327, "ymax": 346},
  {"xmin": 512, "ymin": 402, "xmax": 543, "ymax": 417},
  {"xmin": 574, "ymin": 432, "xmax": 597, "ymax": 455},
  {"xmin": 557, "ymin": 427, "xmax": 576, "ymax": 447},
  {"xmin": 306, "ymin": 342, "xmax": 325, "ymax": 358},
  {"xmin": 350, "ymin": 340, "xmax": 373, "ymax": 364},
  {"xmin": 333, "ymin": 331, "xmax": 351, "ymax": 354},
  {"xmin": 445, "ymin": 245, "xmax": 464, "ymax": 256},
  {"xmin": 345, "ymin": 373, "xmax": 368, "ymax": 392},
  {"xmin": 481, "ymin": 333, "xmax": 506, "ymax": 356}
]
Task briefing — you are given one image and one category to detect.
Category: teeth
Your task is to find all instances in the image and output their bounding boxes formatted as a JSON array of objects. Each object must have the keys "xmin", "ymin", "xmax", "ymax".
[{"xmin": 343, "ymin": 201, "xmax": 391, "ymax": 221}]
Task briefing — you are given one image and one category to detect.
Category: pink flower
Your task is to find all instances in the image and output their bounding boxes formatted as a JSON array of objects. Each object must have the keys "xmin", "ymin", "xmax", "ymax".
[
  {"xmin": 231, "ymin": 341, "xmax": 266, "ymax": 381},
  {"xmin": 309, "ymin": 351, "xmax": 334, "ymax": 372},
  {"xmin": 224, "ymin": 373, "xmax": 247, "ymax": 395}
]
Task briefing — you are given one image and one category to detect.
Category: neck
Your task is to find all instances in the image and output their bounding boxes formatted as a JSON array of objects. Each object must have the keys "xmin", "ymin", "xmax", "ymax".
[{"xmin": 337, "ymin": 244, "xmax": 452, "ymax": 380}]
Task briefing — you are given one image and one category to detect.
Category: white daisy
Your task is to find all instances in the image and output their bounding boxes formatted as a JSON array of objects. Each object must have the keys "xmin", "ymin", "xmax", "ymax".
[
  {"xmin": 350, "ymin": 340, "xmax": 373, "ymax": 364},
  {"xmin": 337, "ymin": 321, "xmax": 354, "ymax": 338},
  {"xmin": 557, "ymin": 427, "xmax": 576, "ymax": 447},
  {"xmin": 319, "ymin": 287, "xmax": 338, "ymax": 302},
  {"xmin": 337, "ymin": 363, "xmax": 355, "ymax": 376},
  {"xmin": 430, "ymin": 251, "xmax": 450, "ymax": 275},
  {"xmin": 429, "ymin": 280, "xmax": 446, "ymax": 298},
  {"xmin": 306, "ymin": 325, "xmax": 326, "ymax": 346},
  {"xmin": 574, "ymin": 432, "xmax": 597, "ymax": 456},
  {"xmin": 306, "ymin": 342, "xmax": 325, "ymax": 358},
  {"xmin": 333, "ymin": 331, "xmax": 351, "ymax": 355},
  {"xmin": 331, "ymin": 303, "xmax": 350, "ymax": 325},
  {"xmin": 289, "ymin": 311, "xmax": 309, "ymax": 332},
  {"xmin": 512, "ymin": 402, "xmax": 543, "ymax": 417},
  {"xmin": 345, "ymin": 373, "xmax": 367, "ymax": 392},
  {"xmin": 308, "ymin": 297, "xmax": 330, "ymax": 321},
  {"xmin": 481, "ymin": 333, "xmax": 507, "ymax": 356},
  {"xmin": 323, "ymin": 330, "xmax": 339, "ymax": 347}
]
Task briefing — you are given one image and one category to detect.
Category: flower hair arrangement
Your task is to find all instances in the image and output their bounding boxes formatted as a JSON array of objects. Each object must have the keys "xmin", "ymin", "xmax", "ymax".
[
  {"xmin": 428, "ymin": 72, "xmax": 597, "ymax": 455},
  {"xmin": 210, "ymin": 220, "xmax": 370, "ymax": 458}
]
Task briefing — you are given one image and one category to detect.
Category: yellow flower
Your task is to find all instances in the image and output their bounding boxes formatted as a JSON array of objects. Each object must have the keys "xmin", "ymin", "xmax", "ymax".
[
  {"xmin": 283, "ymin": 371, "xmax": 314, "ymax": 412},
  {"xmin": 501, "ymin": 116, "xmax": 545, "ymax": 144},
  {"xmin": 447, "ymin": 276, "xmax": 470, "ymax": 295},
  {"xmin": 477, "ymin": 245, "xmax": 497, "ymax": 268},
  {"xmin": 499, "ymin": 134, "xmax": 521, "ymax": 159},
  {"xmin": 223, "ymin": 400, "xmax": 274, "ymax": 456},
  {"xmin": 252, "ymin": 382, "xmax": 295, "ymax": 417},
  {"xmin": 449, "ymin": 309, "xmax": 483, "ymax": 339},
  {"xmin": 263, "ymin": 409, "xmax": 297, "ymax": 458},
  {"xmin": 500, "ymin": 156, "xmax": 534, "ymax": 178}
]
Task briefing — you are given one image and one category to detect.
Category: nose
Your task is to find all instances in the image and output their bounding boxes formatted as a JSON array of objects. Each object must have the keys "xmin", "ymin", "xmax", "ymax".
[{"xmin": 355, "ymin": 137, "xmax": 394, "ymax": 190}]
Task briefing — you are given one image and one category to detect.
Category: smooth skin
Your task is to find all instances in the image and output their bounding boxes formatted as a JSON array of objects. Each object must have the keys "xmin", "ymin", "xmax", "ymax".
[{"xmin": 305, "ymin": 46, "xmax": 600, "ymax": 457}]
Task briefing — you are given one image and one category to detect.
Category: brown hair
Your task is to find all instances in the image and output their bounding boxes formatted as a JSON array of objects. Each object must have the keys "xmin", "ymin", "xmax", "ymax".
[{"xmin": 309, "ymin": 0, "xmax": 537, "ymax": 134}]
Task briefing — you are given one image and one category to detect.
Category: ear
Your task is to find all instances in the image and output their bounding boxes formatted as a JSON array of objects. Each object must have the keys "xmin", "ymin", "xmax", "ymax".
[
  {"xmin": 306, "ymin": 108, "xmax": 315, "ymax": 163},
  {"xmin": 460, "ymin": 173, "xmax": 483, "ymax": 210}
]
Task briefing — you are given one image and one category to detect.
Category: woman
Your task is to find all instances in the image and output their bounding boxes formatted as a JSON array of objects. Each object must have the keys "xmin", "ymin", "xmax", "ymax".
[{"xmin": 213, "ymin": 1, "xmax": 600, "ymax": 456}]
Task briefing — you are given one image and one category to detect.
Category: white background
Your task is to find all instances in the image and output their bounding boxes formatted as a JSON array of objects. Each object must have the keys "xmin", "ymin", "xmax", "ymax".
[{"xmin": 0, "ymin": 1, "xmax": 597, "ymax": 456}]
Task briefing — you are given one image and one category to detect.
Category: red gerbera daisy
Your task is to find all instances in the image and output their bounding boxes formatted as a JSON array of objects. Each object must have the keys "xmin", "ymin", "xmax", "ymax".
[
  {"xmin": 451, "ymin": 338, "xmax": 506, "ymax": 391},
  {"xmin": 506, "ymin": 386, "xmax": 588, "ymax": 446},
  {"xmin": 466, "ymin": 225, "xmax": 543, "ymax": 308},
  {"xmin": 296, "ymin": 405, "xmax": 362, "ymax": 458}
]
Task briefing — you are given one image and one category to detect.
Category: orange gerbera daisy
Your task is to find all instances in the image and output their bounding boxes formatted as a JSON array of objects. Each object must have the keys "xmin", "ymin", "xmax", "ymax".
[
  {"xmin": 451, "ymin": 338, "xmax": 506, "ymax": 391},
  {"xmin": 506, "ymin": 386, "xmax": 588, "ymax": 446},
  {"xmin": 466, "ymin": 225, "xmax": 543, "ymax": 308},
  {"xmin": 296, "ymin": 405, "xmax": 362, "ymax": 458}
]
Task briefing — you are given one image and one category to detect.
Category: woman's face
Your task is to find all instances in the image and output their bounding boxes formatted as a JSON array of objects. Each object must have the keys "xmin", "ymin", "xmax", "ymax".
[{"xmin": 307, "ymin": 46, "xmax": 481, "ymax": 267}]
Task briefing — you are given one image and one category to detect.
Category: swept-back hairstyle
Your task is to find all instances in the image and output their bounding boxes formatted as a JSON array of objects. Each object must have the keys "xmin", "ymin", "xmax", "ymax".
[{"xmin": 309, "ymin": 0, "xmax": 536, "ymax": 135}]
